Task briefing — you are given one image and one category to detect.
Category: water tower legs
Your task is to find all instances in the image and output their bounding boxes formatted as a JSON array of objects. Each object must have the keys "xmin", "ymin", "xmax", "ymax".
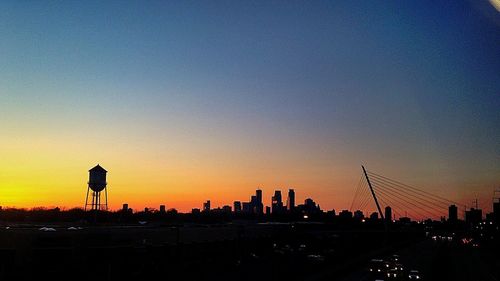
[{"xmin": 85, "ymin": 187, "xmax": 108, "ymax": 211}]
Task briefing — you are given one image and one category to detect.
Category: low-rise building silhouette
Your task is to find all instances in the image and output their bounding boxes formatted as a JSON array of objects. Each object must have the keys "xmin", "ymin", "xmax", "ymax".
[
  {"xmin": 353, "ymin": 210, "xmax": 364, "ymax": 220},
  {"xmin": 465, "ymin": 207, "xmax": 482, "ymax": 225},
  {"xmin": 339, "ymin": 210, "xmax": 353, "ymax": 219}
]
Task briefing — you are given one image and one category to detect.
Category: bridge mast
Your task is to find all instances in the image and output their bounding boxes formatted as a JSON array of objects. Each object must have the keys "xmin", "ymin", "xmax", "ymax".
[{"xmin": 362, "ymin": 165, "xmax": 385, "ymax": 221}]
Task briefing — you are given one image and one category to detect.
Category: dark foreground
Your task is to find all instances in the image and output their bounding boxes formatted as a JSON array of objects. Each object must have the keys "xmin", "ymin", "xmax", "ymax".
[{"xmin": 0, "ymin": 222, "xmax": 498, "ymax": 281}]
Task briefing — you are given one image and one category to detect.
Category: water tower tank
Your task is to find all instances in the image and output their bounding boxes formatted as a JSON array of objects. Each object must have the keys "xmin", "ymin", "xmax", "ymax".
[{"xmin": 88, "ymin": 164, "xmax": 107, "ymax": 192}]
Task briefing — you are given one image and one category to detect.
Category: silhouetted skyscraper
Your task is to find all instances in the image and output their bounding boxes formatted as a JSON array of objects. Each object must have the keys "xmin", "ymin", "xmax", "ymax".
[
  {"xmin": 256, "ymin": 189, "xmax": 262, "ymax": 204},
  {"xmin": 494, "ymin": 189, "xmax": 500, "ymax": 223},
  {"xmin": 385, "ymin": 206, "xmax": 392, "ymax": 222},
  {"xmin": 234, "ymin": 201, "xmax": 242, "ymax": 213},
  {"xmin": 203, "ymin": 200, "xmax": 211, "ymax": 212},
  {"xmin": 448, "ymin": 204, "xmax": 458, "ymax": 222},
  {"xmin": 494, "ymin": 201, "xmax": 500, "ymax": 223},
  {"xmin": 272, "ymin": 190, "xmax": 283, "ymax": 214},
  {"xmin": 160, "ymin": 205, "xmax": 166, "ymax": 213},
  {"xmin": 122, "ymin": 203, "xmax": 128, "ymax": 212},
  {"xmin": 286, "ymin": 189, "xmax": 295, "ymax": 212},
  {"xmin": 254, "ymin": 189, "xmax": 264, "ymax": 214}
]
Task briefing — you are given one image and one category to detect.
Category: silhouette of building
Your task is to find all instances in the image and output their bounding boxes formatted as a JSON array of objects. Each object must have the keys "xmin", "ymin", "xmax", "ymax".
[
  {"xmin": 265, "ymin": 206, "xmax": 271, "ymax": 215},
  {"xmin": 399, "ymin": 217, "xmax": 411, "ymax": 223},
  {"xmin": 272, "ymin": 190, "xmax": 284, "ymax": 214},
  {"xmin": 203, "ymin": 200, "xmax": 211, "ymax": 212},
  {"xmin": 339, "ymin": 210, "xmax": 352, "ymax": 219},
  {"xmin": 160, "ymin": 205, "xmax": 166, "ymax": 213},
  {"xmin": 222, "ymin": 205, "xmax": 232, "ymax": 213},
  {"xmin": 240, "ymin": 190, "xmax": 264, "ymax": 214},
  {"xmin": 253, "ymin": 189, "xmax": 264, "ymax": 214},
  {"xmin": 297, "ymin": 198, "xmax": 321, "ymax": 215},
  {"xmin": 353, "ymin": 210, "xmax": 364, "ymax": 220},
  {"xmin": 448, "ymin": 204, "xmax": 458, "ymax": 222},
  {"xmin": 256, "ymin": 189, "xmax": 262, "ymax": 205},
  {"xmin": 494, "ymin": 189, "xmax": 500, "ymax": 223},
  {"xmin": 494, "ymin": 201, "xmax": 500, "ymax": 223},
  {"xmin": 211, "ymin": 205, "xmax": 232, "ymax": 214},
  {"xmin": 286, "ymin": 189, "xmax": 295, "ymax": 212},
  {"xmin": 369, "ymin": 212, "xmax": 378, "ymax": 220},
  {"xmin": 234, "ymin": 201, "xmax": 242, "ymax": 213},
  {"xmin": 192, "ymin": 208, "xmax": 200, "ymax": 214},
  {"xmin": 385, "ymin": 206, "xmax": 392, "ymax": 222},
  {"xmin": 242, "ymin": 202, "xmax": 251, "ymax": 213},
  {"xmin": 327, "ymin": 209, "xmax": 336, "ymax": 217},
  {"xmin": 122, "ymin": 203, "xmax": 129, "ymax": 212},
  {"xmin": 465, "ymin": 208, "xmax": 482, "ymax": 225}
]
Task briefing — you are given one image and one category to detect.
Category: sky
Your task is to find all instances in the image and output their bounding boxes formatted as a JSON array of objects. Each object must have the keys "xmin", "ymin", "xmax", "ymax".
[{"xmin": 0, "ymin": 1, "xmax": 499, "ymax": 214}]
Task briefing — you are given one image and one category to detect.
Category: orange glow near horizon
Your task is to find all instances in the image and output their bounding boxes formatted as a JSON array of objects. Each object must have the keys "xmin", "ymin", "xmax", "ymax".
[
  {"xmin": 0, "ymin": 123, "xmax": 497, "ymax": 215},
  {"xmin": 0, "ymin": 133, "xmax": 358, "ymax": 212}
]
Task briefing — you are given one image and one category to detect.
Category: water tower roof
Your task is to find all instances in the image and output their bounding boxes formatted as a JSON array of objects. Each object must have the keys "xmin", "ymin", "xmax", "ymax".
[{"xmin": 89, "ymin": 164, "xmax": 107, "ymax": 173}]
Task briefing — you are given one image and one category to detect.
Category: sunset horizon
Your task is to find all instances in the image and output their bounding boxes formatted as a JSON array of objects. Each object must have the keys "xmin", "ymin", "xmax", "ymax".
[
  {"xmin": 1, "ymin": 1, "xmax": 498, "ymax": 216},
  {"xmin": 1, "ymin": 1, "xmax": 499, "ymax": 280}
]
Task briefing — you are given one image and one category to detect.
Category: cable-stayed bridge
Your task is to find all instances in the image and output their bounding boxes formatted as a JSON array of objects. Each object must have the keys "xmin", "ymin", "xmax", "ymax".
[{"xmin": 350, "ymin": 166, "xmax": 466, "ymax": 221}]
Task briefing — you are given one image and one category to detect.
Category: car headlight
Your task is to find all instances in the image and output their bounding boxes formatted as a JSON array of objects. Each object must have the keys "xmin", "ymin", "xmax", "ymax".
[
  {"xmin": 387, "ymin": 273, "xmax": 390, "ymax": 277},
  {"xmin": 378, "ymin": 269, "xmax": 381, "ymax": 272}
]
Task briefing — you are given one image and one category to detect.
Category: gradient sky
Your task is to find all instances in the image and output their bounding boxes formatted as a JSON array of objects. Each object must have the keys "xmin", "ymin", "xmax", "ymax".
[{"xmin": 1, "ymin": 1, "xmax": 499, "ymax": 214}]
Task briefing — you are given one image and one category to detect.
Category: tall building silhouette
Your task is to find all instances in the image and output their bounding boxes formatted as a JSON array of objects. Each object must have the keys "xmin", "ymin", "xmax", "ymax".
[
  {"xmin": 385, "ymin": 206, "xmax": 392, "ymax": 222},
  {"xmin": 254, "ymin": 189, "xmax": 264, "ymax": 214},
  {"xmin": 234, "ymin": 201, "xmax": 242, "ymax": 213},
  {"xmin": 240, "ymin": 189, "xmax": 264, "ymax": 214},
  {"xmin": 494, "ymin": 189, "xmax": 500, "ymax": 223},
  {"xmin": 286, "ymin": 189, "xmax": 295, "ymax": 212},
  {"xmin": 448, "ymin": 204, "xmax": 458, "ymax": 222},
  {"xmin": 203, "ymin": 200, "xmax": 211, "ymax": 212},
  {"xmin": 256, "ymin": 189, "xmax": 262, "ymax": 204},
  {"xmin": 272, "ymin": 190, "xmax": 284, "ymax": 214}
]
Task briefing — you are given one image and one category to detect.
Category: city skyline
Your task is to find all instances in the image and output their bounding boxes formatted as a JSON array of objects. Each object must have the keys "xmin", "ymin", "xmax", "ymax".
[{"xmin": 1, "ymin": 1, "xmax": 499, "ymax": 212}]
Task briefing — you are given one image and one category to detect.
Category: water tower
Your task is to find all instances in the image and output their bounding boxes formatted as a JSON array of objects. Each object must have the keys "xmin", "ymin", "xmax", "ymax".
[{"xmin": 85, "ymin": 164, "xmax": 108, "ymax": 211}]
